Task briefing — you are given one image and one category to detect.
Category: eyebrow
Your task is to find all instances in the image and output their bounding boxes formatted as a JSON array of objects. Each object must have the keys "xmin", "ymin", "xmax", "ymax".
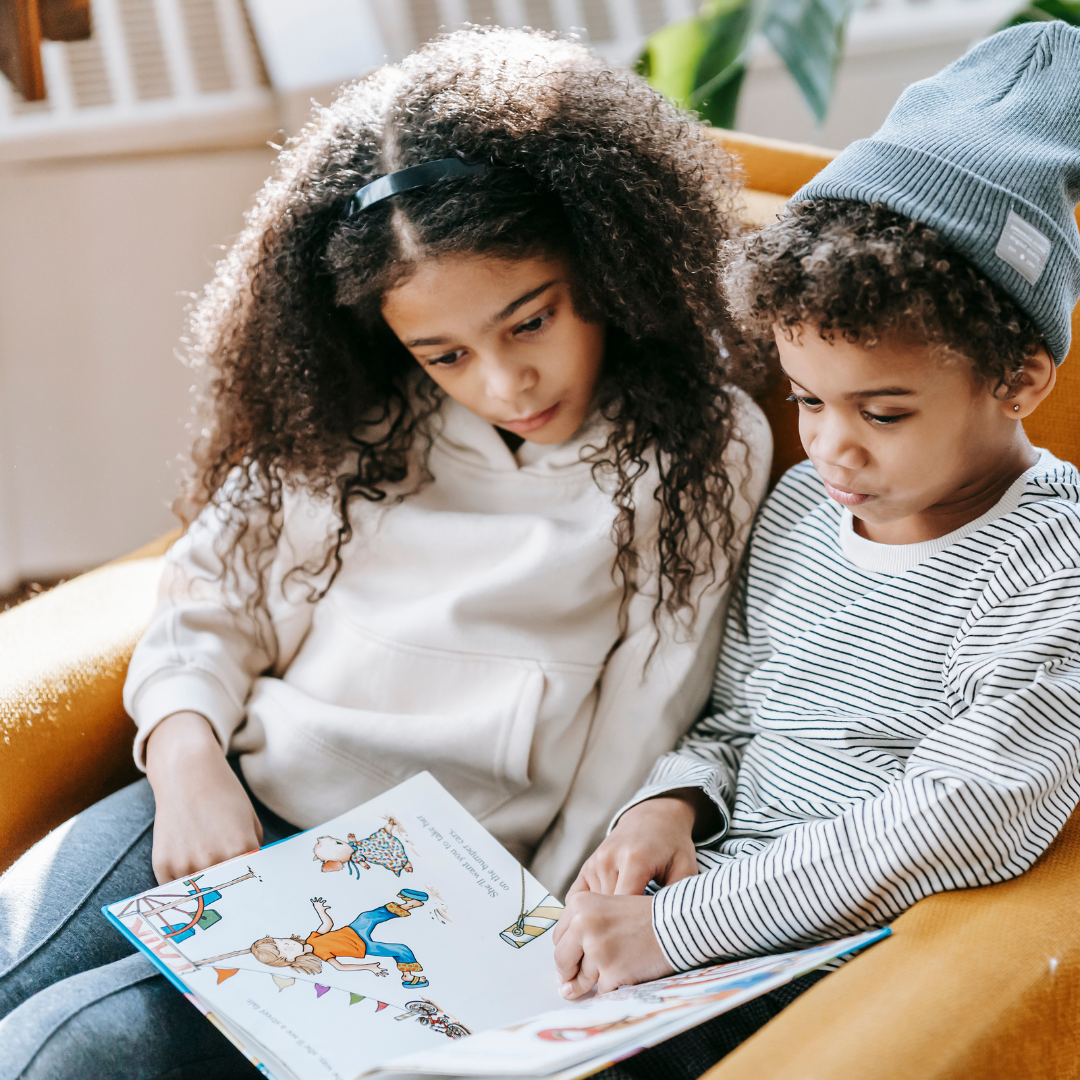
[
  {"xmin": 781, "ymin": 367, "xmax": 915, "ymax": 400},
  {"xmin": 844, "ymin": 387, "xmax": 915, "ymax": 399},
  {"xmin": 402, "ymin": 280, "xmax": 559, "ymax": 349},
  {"xmin": 490, "ymin": 279, "xmax": 558, "ymax": 326}
]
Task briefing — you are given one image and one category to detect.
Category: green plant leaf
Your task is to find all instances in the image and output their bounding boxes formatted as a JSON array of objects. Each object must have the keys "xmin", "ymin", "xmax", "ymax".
[
  {"xmin": 636, "ymin": 1, "xmax": 755, "ymax": 126},
  {"xmin": 638, "ymin": 0, "xmax": 860, "ymax": 129},
  {"xmin": 694, "ymin": 65, "xmax": 748, "ymax": 128},
  {"xmin": 762, "ymin": 0, "xmax": 862, "ymax": 123},
  {"xmin": 695, "ymin": 0, "xmax": 756, "ymax": 85},
  {"xmin": 635, "ymin": 17, "xmax": 710, "ymax": 104},
  {"xmin": 998, "ymin": 0, "xmax": 1080, "ymax": 29},
  {"xmin": 687, "ymin": 0, "xmax": 755, "ymax": 127}
]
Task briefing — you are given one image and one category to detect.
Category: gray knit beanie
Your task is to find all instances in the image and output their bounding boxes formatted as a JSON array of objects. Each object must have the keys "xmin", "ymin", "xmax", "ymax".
[{"xmin": 792, "ymin": 21, "xmax": 1080, "ymax": 363}]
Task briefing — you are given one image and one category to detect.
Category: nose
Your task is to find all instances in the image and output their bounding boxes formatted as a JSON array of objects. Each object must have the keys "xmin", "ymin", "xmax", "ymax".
[
  {"xmin": 480, "ymin": 352, "xmax": 538, "ymax": 403},
  {"xmin": 803, "ymin": 409, "xmax": 868, "ymax": 472}
]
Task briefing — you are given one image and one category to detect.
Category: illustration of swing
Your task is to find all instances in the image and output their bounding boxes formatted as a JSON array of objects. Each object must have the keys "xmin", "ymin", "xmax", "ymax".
[
  {"xmin": 113, "ymin": 868, "xmax": 260, "ymax": 942},
  {"xmin": 499, "ymin": 865, "xmax": 563, "ymax": 948}
]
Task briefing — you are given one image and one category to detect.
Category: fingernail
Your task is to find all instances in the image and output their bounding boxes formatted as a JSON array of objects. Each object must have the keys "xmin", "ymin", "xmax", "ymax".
[{"xmin": 559, "ymin": 983, "xmax": 573, "ymax": 999}]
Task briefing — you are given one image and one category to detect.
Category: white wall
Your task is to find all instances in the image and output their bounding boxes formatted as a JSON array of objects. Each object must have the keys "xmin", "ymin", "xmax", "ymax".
[
  {"xmin": 738, "ymin": 39, "xmax": 974, "ymax": 150},
  {"xmin": 0, "ymin": 145, "xmax": 275, "ymax": 585}
]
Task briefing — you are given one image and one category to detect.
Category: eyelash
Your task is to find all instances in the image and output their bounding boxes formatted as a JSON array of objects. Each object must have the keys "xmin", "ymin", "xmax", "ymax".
[
  {"xmin": 785, "ymin": 394, "xmax": 908, "ymax": 426},
  {"xmin": 426, "ymin": 350, "xmax": 466, "ymax": 367},
  {"xmin": 514, "ymin": 309, "xmax": 553, "ymax": 336},
  {"xmin": 423, "ymin": 309, "xmax": 554, "ymax": 367}
]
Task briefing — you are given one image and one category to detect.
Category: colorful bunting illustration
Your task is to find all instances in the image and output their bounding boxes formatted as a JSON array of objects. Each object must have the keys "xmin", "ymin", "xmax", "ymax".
[
  {"xmin": 182, "ymin": 965, "xmax": 469, "ymax": 1041},
  {"xmin": 193, "ymin": 965, "xmax": 409, "ymax": 1031}
]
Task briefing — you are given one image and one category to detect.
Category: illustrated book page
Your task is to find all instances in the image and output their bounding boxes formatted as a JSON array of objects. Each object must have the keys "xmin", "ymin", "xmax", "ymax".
[{"xmin": 102, "ymin": 771, "xmax": 566, "ymax": 1080}]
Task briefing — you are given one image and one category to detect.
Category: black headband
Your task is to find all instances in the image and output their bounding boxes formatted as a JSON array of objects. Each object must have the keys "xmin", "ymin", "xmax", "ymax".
[{"xmin": 349, "ymin": 157, "xmax": 488, "ymax": 215}]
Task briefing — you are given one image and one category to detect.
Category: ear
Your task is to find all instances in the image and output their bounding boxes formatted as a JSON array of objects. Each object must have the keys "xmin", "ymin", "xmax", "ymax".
[{"xmin": 1004, "ymin": 345, "xmax": 1057, "ymax": 420}]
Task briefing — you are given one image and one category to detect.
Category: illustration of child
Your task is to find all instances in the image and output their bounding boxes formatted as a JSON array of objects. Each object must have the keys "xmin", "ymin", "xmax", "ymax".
[
  {"xmin": 312, "ymin": 822, "xmax": 414, "ymax": 877},
  {"xmin": 247, "ymin": 897, "xmax": 389, "ymax": 977},
  {"xmin": 350, "ymin": 890, "xmax": 431, "ymax": 989}
]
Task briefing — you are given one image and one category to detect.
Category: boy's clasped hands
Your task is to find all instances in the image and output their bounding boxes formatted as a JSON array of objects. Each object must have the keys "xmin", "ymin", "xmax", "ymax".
[{"xmin": 554, "ymin": 789, "xmax": 716, "ymax": 999}]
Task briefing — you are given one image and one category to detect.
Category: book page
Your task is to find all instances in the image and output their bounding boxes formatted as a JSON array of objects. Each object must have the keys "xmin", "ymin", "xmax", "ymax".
[
  {"xmin": 378, "ymin": 929, "xmax": 890, "ymax": 1078},
  {"xmin": 103, "ymin": 772, "xmax": 565, "ymax": 1080}
]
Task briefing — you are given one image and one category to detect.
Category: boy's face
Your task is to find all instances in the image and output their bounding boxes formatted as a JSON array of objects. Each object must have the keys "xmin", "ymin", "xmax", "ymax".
[
  {"xmin": 382, "ymin": 252, "xmax": 605, "ymax": 445},
  {"xmin": 775, "ymin": 327, "xmax": 1046, "ymax": 543}
]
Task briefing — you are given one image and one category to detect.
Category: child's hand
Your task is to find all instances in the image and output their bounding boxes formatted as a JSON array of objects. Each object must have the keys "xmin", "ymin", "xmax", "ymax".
[
  {"xmin": 146, "ymin": 711, "xmax": 263, "ymax": 884},
  {"xmin": 566, "ymin": 792, "xmax": 704, "ymax": 899},
  {"xmin": 553, "ymin": 893, "xmax": 674, "ymax": 998}
]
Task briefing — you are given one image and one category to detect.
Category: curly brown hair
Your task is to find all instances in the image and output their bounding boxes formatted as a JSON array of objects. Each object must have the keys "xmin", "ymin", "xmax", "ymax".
[
  {"xmin": 723, "ymin": 199, "xmax": 1044, "ymax": 393},
  {"xmin": 182, "ymin": 26, "xmax": 750, "ymax": 631}
]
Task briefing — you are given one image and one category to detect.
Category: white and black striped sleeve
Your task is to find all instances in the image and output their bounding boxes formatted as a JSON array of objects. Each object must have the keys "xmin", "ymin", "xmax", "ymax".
[{"xmin": 651, "ymin": 527, "xmax": 1080, "ymax": 970}]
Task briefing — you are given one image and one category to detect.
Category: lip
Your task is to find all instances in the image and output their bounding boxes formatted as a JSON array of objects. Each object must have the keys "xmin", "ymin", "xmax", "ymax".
[
  {"xmin": 498, "ymin": 401, "xmax": 562, "ymax": 435},
  {"xmin": 822, "ymin": 480, "xmax": 874, "ymax": 507}
]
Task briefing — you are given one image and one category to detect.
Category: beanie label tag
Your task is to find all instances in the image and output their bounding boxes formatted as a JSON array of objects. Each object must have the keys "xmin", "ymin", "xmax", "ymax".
[{"xmin": 995, "ymin": 210, "xmax": 1051, "ymax": 286}]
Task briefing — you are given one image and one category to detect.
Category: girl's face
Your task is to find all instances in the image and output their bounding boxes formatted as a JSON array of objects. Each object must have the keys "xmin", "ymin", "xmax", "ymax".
[
  {"xmin": 272, "ymin": 937, "xmax": 310, "ymax": 961},
  {"xmin": 381, "ymin": 252, "xmax": 605, "ymax": 445}
]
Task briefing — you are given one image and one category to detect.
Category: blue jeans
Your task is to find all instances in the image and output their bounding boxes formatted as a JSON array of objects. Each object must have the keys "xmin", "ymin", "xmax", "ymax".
[
  {"xmin": 0, "ymin": 768, "xmax": 297, "ymax": 1080},
  {"xmin": 348, "ymin": 912, "xmax": 419, "ymax": 969}
]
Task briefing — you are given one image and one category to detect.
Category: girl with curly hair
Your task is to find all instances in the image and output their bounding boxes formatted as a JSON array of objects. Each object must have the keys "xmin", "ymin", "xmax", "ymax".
[{"xmin": 0, "ymin": 27, "xmax": 770, "ymax": 1077}]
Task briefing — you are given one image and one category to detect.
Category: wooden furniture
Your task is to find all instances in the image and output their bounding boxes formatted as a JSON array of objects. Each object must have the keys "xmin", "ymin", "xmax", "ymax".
[
  {"xmin": 0, "ymin": 0, "xmax": 91, "ymax": 101},
  {"xmin": 1, "ymin": 129, "xmax": 1078, "ymax": 1080}
]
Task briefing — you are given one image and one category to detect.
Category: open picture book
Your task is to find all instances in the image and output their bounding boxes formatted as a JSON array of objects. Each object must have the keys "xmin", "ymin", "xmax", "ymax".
[{"xmin": 102, "ymin": 772, "xmax": 889, "ymax": 1080}]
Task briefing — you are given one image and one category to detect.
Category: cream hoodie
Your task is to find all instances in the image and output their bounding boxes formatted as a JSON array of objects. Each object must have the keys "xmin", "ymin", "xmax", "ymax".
[{"xmin": 124, "ymin": 393, "xmax": 770, "ymax": 894}]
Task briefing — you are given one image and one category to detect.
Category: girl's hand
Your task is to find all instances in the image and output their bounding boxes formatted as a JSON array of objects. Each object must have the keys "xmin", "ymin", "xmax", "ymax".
[
  {"xmin": 146, "ymin": 711, "xmax": 263, "ymax": 884},
  {"xmin": 554, "ymin": 893, "xmax": 674, "ymax": 998},
  {"xmin": 565, "ymin": 792, "xmax": 706, "ymax": 899}
]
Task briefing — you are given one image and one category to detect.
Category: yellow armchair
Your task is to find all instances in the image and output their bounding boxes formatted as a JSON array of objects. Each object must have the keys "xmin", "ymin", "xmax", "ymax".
[
  {"xmin": 2, "ymin": 131, "xmax": 1079, "ymax": 1080},
  {"xmin": 0, "ymin": 532, "xmax": 176, "ymax": 872}
]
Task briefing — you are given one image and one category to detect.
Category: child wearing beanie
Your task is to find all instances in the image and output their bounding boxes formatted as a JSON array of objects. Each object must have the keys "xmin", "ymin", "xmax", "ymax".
[{"xmin": 554, "ymin": 20, "xmax": 1080, "ymax": 1078}]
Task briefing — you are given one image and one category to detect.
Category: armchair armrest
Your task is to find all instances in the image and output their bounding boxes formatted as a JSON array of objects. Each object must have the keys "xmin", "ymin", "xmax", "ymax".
[
  {"xmin": 0, "ymin": 534, "xmax": 175, "ymax": 873},
  {"xmin": 705, "ymin": 802, "xmax": 1080, "ymax": 1080}
]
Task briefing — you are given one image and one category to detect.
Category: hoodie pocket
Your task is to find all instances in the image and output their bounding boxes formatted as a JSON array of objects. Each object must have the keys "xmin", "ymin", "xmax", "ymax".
[{"xmin": 234, "ymin": 626, "xmax": 546, "ymax": 826}]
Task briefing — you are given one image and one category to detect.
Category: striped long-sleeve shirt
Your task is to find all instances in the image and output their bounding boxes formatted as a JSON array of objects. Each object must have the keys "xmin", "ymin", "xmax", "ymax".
[{"xmin": 626, "ymin": 450, "xmax": 1080, "ymax": 971}]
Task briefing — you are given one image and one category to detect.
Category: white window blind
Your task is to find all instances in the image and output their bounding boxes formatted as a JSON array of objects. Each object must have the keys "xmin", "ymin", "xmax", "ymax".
[
  {"xmin": 0, "ymin": 0, "xmax": 273, "ymax": 160},
  {"xmin": 377, "ymin": 0, "xmax": 698, "ymax": 67}
]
